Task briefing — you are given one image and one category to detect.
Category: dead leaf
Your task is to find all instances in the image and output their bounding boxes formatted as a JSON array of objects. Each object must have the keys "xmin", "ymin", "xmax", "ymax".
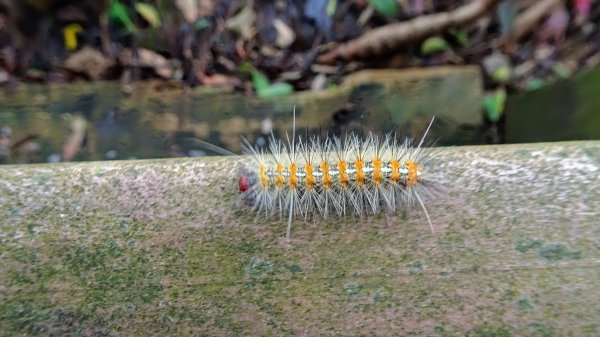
[
  {"xmin": 62, "ymin": 115, "xmax": 87, "ymax": 162},
  {"xmin": 199, "ymin": 73, "xmax": 241, "ymax": 87},
  {"xmin": 272, "ymin": 18, "xmax": 295, "ymax": 48},
  {"xmin": 176, "ymin": 0, "xmax": 197, "ymax": 23},
  {"xmin": 225, "ymin": 1, "xmax": 256, "ymax": 40},
  {"xmin": 64, "ymin": 47, "xmax": 114, "ymax": 80},
  {"xmin": 121, "ymin": 48, "xmax": 172, "ymax": 78}
]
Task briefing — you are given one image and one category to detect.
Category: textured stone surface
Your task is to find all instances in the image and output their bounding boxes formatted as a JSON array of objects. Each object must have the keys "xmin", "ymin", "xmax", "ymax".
[{"xmin": 1, "ymin": 141, "xmax": 599, "ymax": 336}]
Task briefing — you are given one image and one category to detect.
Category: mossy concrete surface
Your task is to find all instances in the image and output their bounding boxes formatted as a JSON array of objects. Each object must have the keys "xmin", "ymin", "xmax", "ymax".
[{"xmin": 1, "ymin": 141, "xmax": 599, "ymax": 336}]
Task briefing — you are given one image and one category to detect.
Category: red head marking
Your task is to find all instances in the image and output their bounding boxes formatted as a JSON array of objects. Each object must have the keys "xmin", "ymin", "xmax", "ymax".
[{"xmin": 239, "ymin": 175, "xmax": 251, "ymax": 192}]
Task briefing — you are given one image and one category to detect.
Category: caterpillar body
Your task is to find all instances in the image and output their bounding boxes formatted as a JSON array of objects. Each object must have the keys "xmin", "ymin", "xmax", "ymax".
[{"xmin": 239, "ymin": 114, "xmax": 436, "ymax": 240}]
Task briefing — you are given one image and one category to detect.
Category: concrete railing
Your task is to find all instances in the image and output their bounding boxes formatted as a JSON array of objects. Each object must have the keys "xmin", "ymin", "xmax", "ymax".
[{"xmin": 1, "ymin": 140, "xmax": 599, "ymax": 335}]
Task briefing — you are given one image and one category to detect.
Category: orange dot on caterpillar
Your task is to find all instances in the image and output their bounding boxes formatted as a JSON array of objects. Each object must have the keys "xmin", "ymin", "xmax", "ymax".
[{"xmin": 239, "ymin": 108, "xmax": 436, "ymax": 240}]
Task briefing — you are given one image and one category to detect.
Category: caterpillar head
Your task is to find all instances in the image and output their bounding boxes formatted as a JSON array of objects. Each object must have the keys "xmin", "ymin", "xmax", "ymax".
[
  {"xmin": 238, "ymin": 169, "xmax": 258, "ymax": 193},
  {"xmin": 239, "ymin": 175, "xmax": 251, "ymax": 192}
]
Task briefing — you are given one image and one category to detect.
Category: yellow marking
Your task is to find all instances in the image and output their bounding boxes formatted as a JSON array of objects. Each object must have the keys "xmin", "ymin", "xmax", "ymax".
[
  {"xmin": 63, "ymin": 23, "xmax": 83, "ymax": 51},
  {"xmin": 355, "ymin": 159, "xmax": 365, "ymax": 185},
  {"xmin": 372, "ymin": 157, "xmax": 383, "ymax": 185},
  {"xmin": 259, "ymin": 164, "xmax": 269, "ymax": 188},
  {"xmin": 289, "ymin": 163, "xmax": 297, "ymax": 188},
  {"xmin": 390, "ymin": 160, "xmax": 401, "ymax": 182},
  {"xmin": 276, "ymin": 162, "xmax": 284, "ymax": 188},
  {"xmin": 338, "ymin": 160, "xmax": 349, "ymax": 186},
  {"xmin": 320, "ymin": 161, "xmax": 332, "ymax": 188},
  {"xmin": 406, "ymin": 160, "xmax": 418, "ymax": 187},
  {"xmin": 305, "ymin": 163, "xmax": 315, "ymax": 188}
]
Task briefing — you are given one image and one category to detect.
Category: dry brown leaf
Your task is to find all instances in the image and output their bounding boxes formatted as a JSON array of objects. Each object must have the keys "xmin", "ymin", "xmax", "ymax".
[
  {"xmin": 64, "ymin": 47, "xmax": 114, "ymax": 80},
  {"xmin": 175, "ymin": 0, "xmax": 198, "ymax": 23},
  {"xmin": 273, "ymin": 18, "xmax": 295, "ymax": 48},
  {"xmin": 225, "ymin": 1, "xmax": 256, "ymax": 40}
]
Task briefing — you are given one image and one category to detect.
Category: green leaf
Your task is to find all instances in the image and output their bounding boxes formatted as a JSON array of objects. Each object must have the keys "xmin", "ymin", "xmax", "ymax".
[
  {"xmin": 450, "ymin": 28, "xmax": 469, "ymax": 47},
  {"xmin": 194, "ymin": 18, "xmax": 211, "ymax": 31},
  {"xmin": 526, "ymin": 78, "xmax": 545, "ymax": 91},
  {"xmin": 420, "ymin": 37, "xmax": 449, "ymax": 55},
  {"xmin": 249, "ymin": 68, "xmax": 294, "ymax": 98},
  {"xmin": 483, "ymin": 88, "xmax": 507, "ymax": 123},
  {"xmin": 326, "ymin": 0, "xmax": 337, "ymax": 16},
  {"xmin": 108, "ymin": 0, "xmax": 136, "ymax": 32},
  {"xmin": 251, "ymin": 69, "xmax": 270, "ymax": 93},
  {"xmin": 368, "ymin": 0, "xmax": 399, "ymax": 18},
  {"xmin": 238, "ymin": 61, "xmax": 253, "ymax": 74},
  {"xmin": 492, "ymin": 65, "xmax": 511, "ymax": 83},
  {"xmin": 135, "ymin": 3, "xmax": 161, "ymax": 28},
  {"xmin": 257, "ymin": 83, "xmax": 294, "ymax": 98},
  {"xmin": 553, "ymin": 64, "xmax": 571, "ymax": 79}
]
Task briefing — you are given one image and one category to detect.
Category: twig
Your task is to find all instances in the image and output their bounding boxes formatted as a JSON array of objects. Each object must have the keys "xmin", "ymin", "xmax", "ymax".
[
  {"xmin": 509, "ymin": 0, "xmax": 565, "ymax": 42},
  {"xmin": 317, "ymin": 0, "xmax": 501, "ymax": 64}
]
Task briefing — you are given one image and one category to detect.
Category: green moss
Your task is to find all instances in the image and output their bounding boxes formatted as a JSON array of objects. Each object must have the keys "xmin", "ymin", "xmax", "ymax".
[
  {"xmin": 284, "ymin": 262, "xmax": 302, "ymax": 276},
  {"xmin": 582, "ymin": 324, "xmax": 600, "ymax": 334},
  {"xmin": 1, "ymin": 298, "xmax": 64, "ymax": 336},
  {"xmin": 526, "ymin": 322, "xmax": 554, "ymax": 337},
  {"xmin": 62, "ymin": 237, "xmax": 164, "ymax": 309},
  {"xmin": 343, "ymin": 283, "xmax": 362, "ymax": 300},
  {"xmin": 2, "ymin": 141, "xmax": 600, "ymax": 335},
  {"xmin": 517, "ymin": 298, "xmax": 533, "ymax": 311},
  {"xmin": 538, "ymin": 244, "xmax": 581, "ymax": 261},
  {"xmin": 124, "ymin": 168, "xmax": 141, "ymax": 178},
  {"xmin": 245, "ymin": 256, "xmax": 273, "ymax": 281},
  {"xmin": 31, "ymin": 173, "xmax": 53, "ymax": 185},
  {"xmin": 515, "ymin": 237, "xmax": 543, "ymax": 253},
  {"xmin": 468, "ymin": 324, "xmax": 513, "ymax": 337}
]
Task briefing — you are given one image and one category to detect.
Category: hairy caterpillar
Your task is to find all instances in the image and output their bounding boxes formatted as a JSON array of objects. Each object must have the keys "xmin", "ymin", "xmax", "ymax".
[{"xmin": 238, "ymin": 110, "xmax": 437, "ymax": 240}]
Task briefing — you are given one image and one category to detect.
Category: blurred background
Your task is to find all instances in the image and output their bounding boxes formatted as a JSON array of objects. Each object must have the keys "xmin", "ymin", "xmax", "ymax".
[{"xmin": 0, "ymin": 0, "xmax": 598, "ymax": 164}]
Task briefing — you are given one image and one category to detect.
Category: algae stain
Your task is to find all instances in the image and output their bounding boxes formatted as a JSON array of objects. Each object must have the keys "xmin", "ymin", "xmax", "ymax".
[
  {"xmin": 372, "ymin": 287, "xmax": 391, "ymax": 304},
  {"xmin": 124, "ymin": 167, "xmax": 141, "ymax": 178},
  {"xmin": 581, "ymin": 147, "xmax": 600, "ymax": 167},
  {"xmin": 62, "ymin": 235, "xmax": 164, "ymax": 311},
  {"xmin": 538, "ymin": 243, "xmax": 581, "ymax": 261},
  {"xmin": 515, "ymin": 237, "xmax": 543, "ymax": 253},
  {"xmin": 407, "ymin": 260, "xmax": 424, "ymax": 274},
  {"xmin": 31, "ymin": 173, "xmax": 53, "ymax": 185},
  {"xmin": 526, "ymin": 322, "xmax": 554, "ymax": 337},
  {"xmin": 26, "ymin": 223, "xmax": 39, "ymax": 235},
  {"xmin": 343, "ymin": 283, "xmax": 362, "ymax": 300},
  {"xmin": 1, "ymin": 299, "xmax": 59, "ymax": 335},
  {"xmin": 468, "ymin": 324, "xmax": 513, "ymax": 337},
  {"xmin": 517, "ymin": 298, "xmax": 533, "ymax": 311},
  {"xmin": 284, "ymin": 262, "xmax": 302, "ymax": 276},
  {"xmin": 245, "ymin": 256, "xmax": 273, "ymax": 282}
]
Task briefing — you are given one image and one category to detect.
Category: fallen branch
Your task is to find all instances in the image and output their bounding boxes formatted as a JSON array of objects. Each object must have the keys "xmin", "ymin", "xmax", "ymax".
[
  {"xmin": 509, "ymin": 0, "xmax": 565, "ymax": 42},
  {"xmin": 318, "ymin": 0, "xmax": 501, "ymax": 64}
]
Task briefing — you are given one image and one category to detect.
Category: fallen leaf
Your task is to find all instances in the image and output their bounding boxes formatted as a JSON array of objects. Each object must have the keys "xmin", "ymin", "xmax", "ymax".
[
  {"xmin": 121, "ymin": 48, "xmax": 172, "ymax": 78},
  {"xmin": 483, "ymin": 88, "xmax": 507, "ymax": 123},
  {"xmin": 65, "ymin": 47, "xmax": 114, "ymax": 80},
  {"xmin": 199, "ymin": 73, "xmax": 241, "ymax": 87},
  {"xmin": 135, "ymin": 3, "xmax": 161, "ymax": 28},
  {"xmin": 420, "ymin": 36, "xmax": 449, "ymax": 55},
  {"xmin": 257, "ymin": 82, "xmax": 294, "ymax": 98},
  {"xmin": 62, "ymin": 23, "xmax": 83, "ymax": 51},
  {"xmin": 368, "ymin": 0, "xmax": 399, "ymax": 18},
  {"xmin": 175, "ymin": 0, "xmax": 198, "ymax": 23},
  {"xmin": 225, "ymin": 2, "xmax": 256, "ymax": 40},
  {"xmin": 108, "ymin": 0, "xmax": 135, "ymax": 32},
  {"xmin": 62, "ymin": 115, "xmax": 87, "ymax": 162},
  {"xmin": 272, "ymin": 18, "xmax": 295, "ymax": 48}
]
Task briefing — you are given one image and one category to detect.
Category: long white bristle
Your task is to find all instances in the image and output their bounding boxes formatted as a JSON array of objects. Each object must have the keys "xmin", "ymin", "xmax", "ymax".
[{"xmin": 241, "ymin": 113, "xmax": 437, "ymax": 237}]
